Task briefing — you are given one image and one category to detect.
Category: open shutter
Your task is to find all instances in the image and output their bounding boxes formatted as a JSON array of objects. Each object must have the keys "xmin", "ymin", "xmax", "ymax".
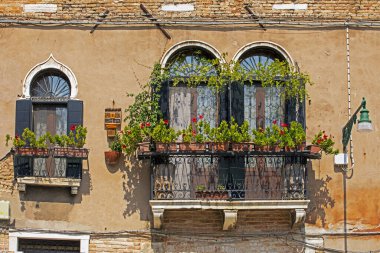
[
  {"xmin": 159, "ymin": 81, "xmax": 169, "ymax": 121},
  {"xmin": 67, "ymin": 100, "xmax": 83, "ymax": 131},
  {"xmin": 230, "ymin": 83, "xmax": 245, "ymax": 125},
  {"xmin": 15, "ymin": 99, "xmax": 32, "ymax": 136}
]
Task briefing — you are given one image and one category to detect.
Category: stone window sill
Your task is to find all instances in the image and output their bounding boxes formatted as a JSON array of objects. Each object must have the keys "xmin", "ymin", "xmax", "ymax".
[
  {"xmin": 17, "ymin": 177, "xmax": 81, "ymax": 195},
  {"xmin": 150, "ymin": 199, "xmax": 309, "ymax": 230}
]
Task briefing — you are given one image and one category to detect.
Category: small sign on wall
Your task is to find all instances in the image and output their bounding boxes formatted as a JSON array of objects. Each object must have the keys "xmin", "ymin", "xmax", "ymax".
[
  {"xmin": 105, "ymin": 108, "xmax": 122, "ymax": 137},
  {"xmin": 0, "ymin": 200, "xmax": 9, "ymax": 220}
]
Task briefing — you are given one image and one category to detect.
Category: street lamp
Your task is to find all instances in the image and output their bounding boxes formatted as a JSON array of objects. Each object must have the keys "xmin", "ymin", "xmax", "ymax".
[
  {"xmin": 338, "ymin": 97, "xmax": 372, "ymax": 253},
  {"xmin": 341, "ymin": 97, "xmax": 373, "ymax": 153}
]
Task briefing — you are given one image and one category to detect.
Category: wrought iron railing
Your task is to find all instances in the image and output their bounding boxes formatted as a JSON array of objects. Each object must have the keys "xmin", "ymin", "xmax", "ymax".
[
  {"xmin": 147, "ymin": 152, "xmax": 316, "ymax": 201},
  {"xmin": 13, "ymin": 149, "xmax": 85, "ymax": 179}
]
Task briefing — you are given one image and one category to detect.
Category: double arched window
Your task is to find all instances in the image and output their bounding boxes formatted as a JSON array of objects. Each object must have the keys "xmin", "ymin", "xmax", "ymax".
[{"xmin": 160, "ymin": 42, "xmax": 304, "ymax": 130}]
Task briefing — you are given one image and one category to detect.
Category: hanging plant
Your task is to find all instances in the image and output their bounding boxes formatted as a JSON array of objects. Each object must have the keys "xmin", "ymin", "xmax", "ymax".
[{"xmin": 253, "ymin": 59, "xmax": 312, "ymax": 100}]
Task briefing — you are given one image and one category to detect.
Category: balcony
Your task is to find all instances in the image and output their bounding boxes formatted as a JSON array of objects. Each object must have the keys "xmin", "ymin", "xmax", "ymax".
[
  {"xmin": 13, "ymin": 147, "xmax": 88, "ymax": 195},
  {"xmin": 139, "ymin": 148, "xmax": 320, "ymax": 229}
]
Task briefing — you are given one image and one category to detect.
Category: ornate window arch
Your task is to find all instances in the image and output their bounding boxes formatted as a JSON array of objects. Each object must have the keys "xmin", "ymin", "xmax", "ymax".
[{"xmin": 23, "ymin": 54, "xmax": 78, "ymax": 99}]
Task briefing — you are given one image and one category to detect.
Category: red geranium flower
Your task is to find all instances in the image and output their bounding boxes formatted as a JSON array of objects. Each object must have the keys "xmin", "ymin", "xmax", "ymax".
[
  {"xmin": 15, "ymin": 135, "xmax": 19, "ymax": 140},
  {"xmin": 281, "ymin": 123, "xmax": 288, "ymax": 128},
  {"xmin": 273, "ymin": 119, "xmax": 277, "ymax": 124},
  {"xmin": 146, "ymin": 122, "xmax": 151, "ymax": 127},
  {"xmin": 140, "ymin": 123, "xmax": 145, "ymax": 129},
  {"xmin": 122, "ymin": 145, "xmax": 127, "ymax": 149},
  {"xmin": 199, "ymin": 115, "xmax": 204, "ymax": 120},
  {"xmin": 280, "ymin": 130, "xmax": 285, "ymax": 135},
  {"xmin": 127, "ymin": 130, "xmax": 132, "ymax": 135},
  {"xmin": 323, "ymin": 134, "xmax": 328, "ymax": 140},
  {"xmin": 192, "ymin": 117, "xmax": 197, "ymax": 123},
  {"xmin": 163, "ymin": 119, "xmax": 169, "ymax": 125},
  {"xmin": 70, "ymin": 124, "xmax": 76, "ymax": 131}
]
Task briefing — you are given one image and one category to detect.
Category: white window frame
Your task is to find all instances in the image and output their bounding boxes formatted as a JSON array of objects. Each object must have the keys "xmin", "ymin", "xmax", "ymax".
[{"xmin": 9, "ymin": 231, "xmax": 89, "ymax": 253}]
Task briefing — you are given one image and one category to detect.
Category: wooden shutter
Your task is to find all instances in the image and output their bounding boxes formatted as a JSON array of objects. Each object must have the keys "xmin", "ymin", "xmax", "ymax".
[
  {"xmin": 67, "ymin": 100, "xmax": 83, "ymax": 132},
  {"xmin": 230, "ymin": 83, "xmax": 245, "ymax": 125},
  {"xmin": 15, "ymin": 99, "xmax": 32, "ymax": 136}
]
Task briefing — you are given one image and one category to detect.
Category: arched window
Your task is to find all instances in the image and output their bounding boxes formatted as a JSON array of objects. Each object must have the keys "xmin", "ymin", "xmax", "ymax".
[
  {"xmin": 160, "ymin": 46, "xmax": 222, "ymax": 130},
  {"xmin": 231, "ymin": 45, "xmax": 303, "ymax": 131}
]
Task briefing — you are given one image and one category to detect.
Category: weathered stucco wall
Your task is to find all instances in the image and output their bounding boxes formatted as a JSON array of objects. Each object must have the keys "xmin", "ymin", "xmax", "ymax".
[{"xmin": 0, "ymin": 24, "xmax": 379, "ymax": 252}]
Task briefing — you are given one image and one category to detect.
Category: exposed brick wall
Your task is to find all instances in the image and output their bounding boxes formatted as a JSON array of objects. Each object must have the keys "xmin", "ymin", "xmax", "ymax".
[
  {"xmin": 0, "ymin": 155, "xmax": 15, "ymax": 194},
  {"xmin": 0, "ymin": 231, "xmax": 10, "ymax": 253},
  {"xmin": 0, "ymin": 1, "xmax": 380, "ymax": 22},
  {"xmin": 88, "ymin": 210, "xmax": 302, "ymax": 253}
]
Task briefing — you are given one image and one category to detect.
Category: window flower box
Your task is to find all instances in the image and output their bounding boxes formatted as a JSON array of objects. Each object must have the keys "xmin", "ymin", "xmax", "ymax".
[
  {"xmin": 14, "ymin": 147, "xmax": 49, "ymax": 157},
  {"xmin": 52, "ymin": 147, "xmax": 89, "ymax": 159},
  {"xmin": 231, "ymin": 142, "xmax": 253, "ymax": 152}
]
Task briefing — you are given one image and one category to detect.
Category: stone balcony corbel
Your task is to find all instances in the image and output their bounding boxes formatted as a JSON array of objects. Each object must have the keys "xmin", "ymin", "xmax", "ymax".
[{"xmin": 150, "ymin": 200, "xmax": 309, "ymax": 230}]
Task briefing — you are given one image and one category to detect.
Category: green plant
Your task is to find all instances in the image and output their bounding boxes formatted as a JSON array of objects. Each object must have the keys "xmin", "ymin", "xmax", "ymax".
[
  {"xmin": 73, "ymin": 125, "xmax": 87, "ymax": 148},
  {"xmin": 252, "ymin": 127, "xmax": 268, "ymax": 147},
  {"xmin": 211, "ymin": 120, "xmax": 230, "ymax": 142},
  {"xmin": 110, "ymin": 134, "xmax": 122, "ymax": 152},
  {"xmin": 121, "ymin": 124, "xmax": 144, "ymax": 155},
  {"xmin": 312, "ymin": 131, "xmax": 339, "ymax": 155},
  {"xmin": 254, "ymin": 59, "xmax": 312, "ymax": 100},
  {"xmin": 289, "ymin": 121, "xmax": 306, "ymax": 146},
  {"xmin": 216, "ymin": 184, "xmax": 226, "ymax": 191},
  {"xmin": 151, "ymin": 119, "xmax": 179, "ymax": 143},
  {"xmin": 278, "ymin": 124, "xmax": 295, "ymax": 149},
  {"xmin": 5, "ymin": 134, "xmax": 26, "ymax": 148},
  {"xmin": 195, "ymin": 184, "xmax": 206, "ymax": 191}
]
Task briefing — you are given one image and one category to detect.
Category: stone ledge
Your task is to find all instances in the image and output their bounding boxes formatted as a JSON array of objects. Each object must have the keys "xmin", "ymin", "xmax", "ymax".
[
  {"xmin": 150, "ymin": 199, "xmax": 309, "ymax": 230},
  {"xmin": 17, "ymin": 177, "xmax": 81, "ymax": 195}
]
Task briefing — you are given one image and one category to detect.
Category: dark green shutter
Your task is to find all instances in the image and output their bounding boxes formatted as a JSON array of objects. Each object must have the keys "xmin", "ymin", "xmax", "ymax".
[
  {"xmin": 230, "ymin": 83, "xmax": 245, "ymax": 125},
  {"xmin": 159, "ymin": 81, "xmax": 169, "ymax": 121},
  {"xmin": 67, "ymin": 100, "xmax": 83, "ymax": 132},
  {"xmin": 15, "ymin": 99, "xmax": 32, "ymax": 136}
]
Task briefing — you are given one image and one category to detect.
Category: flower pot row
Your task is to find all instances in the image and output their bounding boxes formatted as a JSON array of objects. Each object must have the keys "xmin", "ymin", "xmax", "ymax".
[
  {"xmin": 13, "ymin": 147, "xmax": 89, "ymax": 159},
  {"xmin": 138, "ymin": 142, "xmax": 321, "ymax": 154}
]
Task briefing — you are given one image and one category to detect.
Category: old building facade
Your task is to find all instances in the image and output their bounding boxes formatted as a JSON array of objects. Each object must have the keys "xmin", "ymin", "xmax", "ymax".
[{"xmin": 0, "ymin": 1, "xmax": 380, "ymax": 252}]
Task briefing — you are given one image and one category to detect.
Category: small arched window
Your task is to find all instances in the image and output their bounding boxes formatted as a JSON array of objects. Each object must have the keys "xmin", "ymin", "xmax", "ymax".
[{"xmin": 160, "ymin": 47, "xmax": 221, "ymax": 130}]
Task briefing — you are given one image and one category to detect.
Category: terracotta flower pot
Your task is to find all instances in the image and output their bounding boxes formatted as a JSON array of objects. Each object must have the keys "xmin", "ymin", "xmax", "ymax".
[
  {"xmin": 104, "ymin": 150, "xmax": 121, "ymax": 165},
  {"xmin": 138, "ymin": 142, "xmax": 151, "ymax": 153},
  {"xmin": 231, "ymin": 142, "xmax": 253, "ymax": 152},
  {"xmin": 211, "ymin": 142, "xmax": 229, "ymax": 152},
  {"xmin": 306, "ymin": 144, "xmax": 321, "ymax": 154},
  {"xmin": 178, "ymin": 143, "xmax": 207, "ymax": 152}
]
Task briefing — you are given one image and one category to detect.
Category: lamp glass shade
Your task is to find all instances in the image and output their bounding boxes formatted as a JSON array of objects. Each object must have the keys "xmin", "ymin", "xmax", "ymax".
[{"xmin": 357, "ymin": 121, "xmax": 373, "ymax": 132}]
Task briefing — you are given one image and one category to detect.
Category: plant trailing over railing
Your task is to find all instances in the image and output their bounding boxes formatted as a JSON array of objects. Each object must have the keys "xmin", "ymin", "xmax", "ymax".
[{"xmin": 167, "ymin": 52, "xmax": 312, "ymax": 99}]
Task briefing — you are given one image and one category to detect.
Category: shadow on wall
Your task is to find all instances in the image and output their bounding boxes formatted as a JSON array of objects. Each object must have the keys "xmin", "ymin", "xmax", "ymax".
[
  {"xmin": 306, "ymin": 162, "xmax": 335, "ymax": 227},
  {"xmin": 105, "ymin": 154, "xmax": 151, "ymax": 221}
]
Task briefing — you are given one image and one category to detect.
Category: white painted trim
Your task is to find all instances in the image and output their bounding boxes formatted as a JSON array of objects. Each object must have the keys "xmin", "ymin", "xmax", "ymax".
[
  {"xmin": 161, "ymin": 4, "xmax": 194, "ymax": 12},
  {"xmin": 160, "ymin": 40, "xmax": 224, "ymax": 68},
  {"xmin": 272, "ymin": 4, "xmax": 308, "ymax": 10},
  {"xmin": 23, "ymin": 54, "xmax": 78, "ymax": 99},
  {"xmin": 9, "ymin": 231, "xmax": 90, "ymax": 253},
  {"xmin": 232, "ymin": 41, "xmax": 295, "ymax": 66}
]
